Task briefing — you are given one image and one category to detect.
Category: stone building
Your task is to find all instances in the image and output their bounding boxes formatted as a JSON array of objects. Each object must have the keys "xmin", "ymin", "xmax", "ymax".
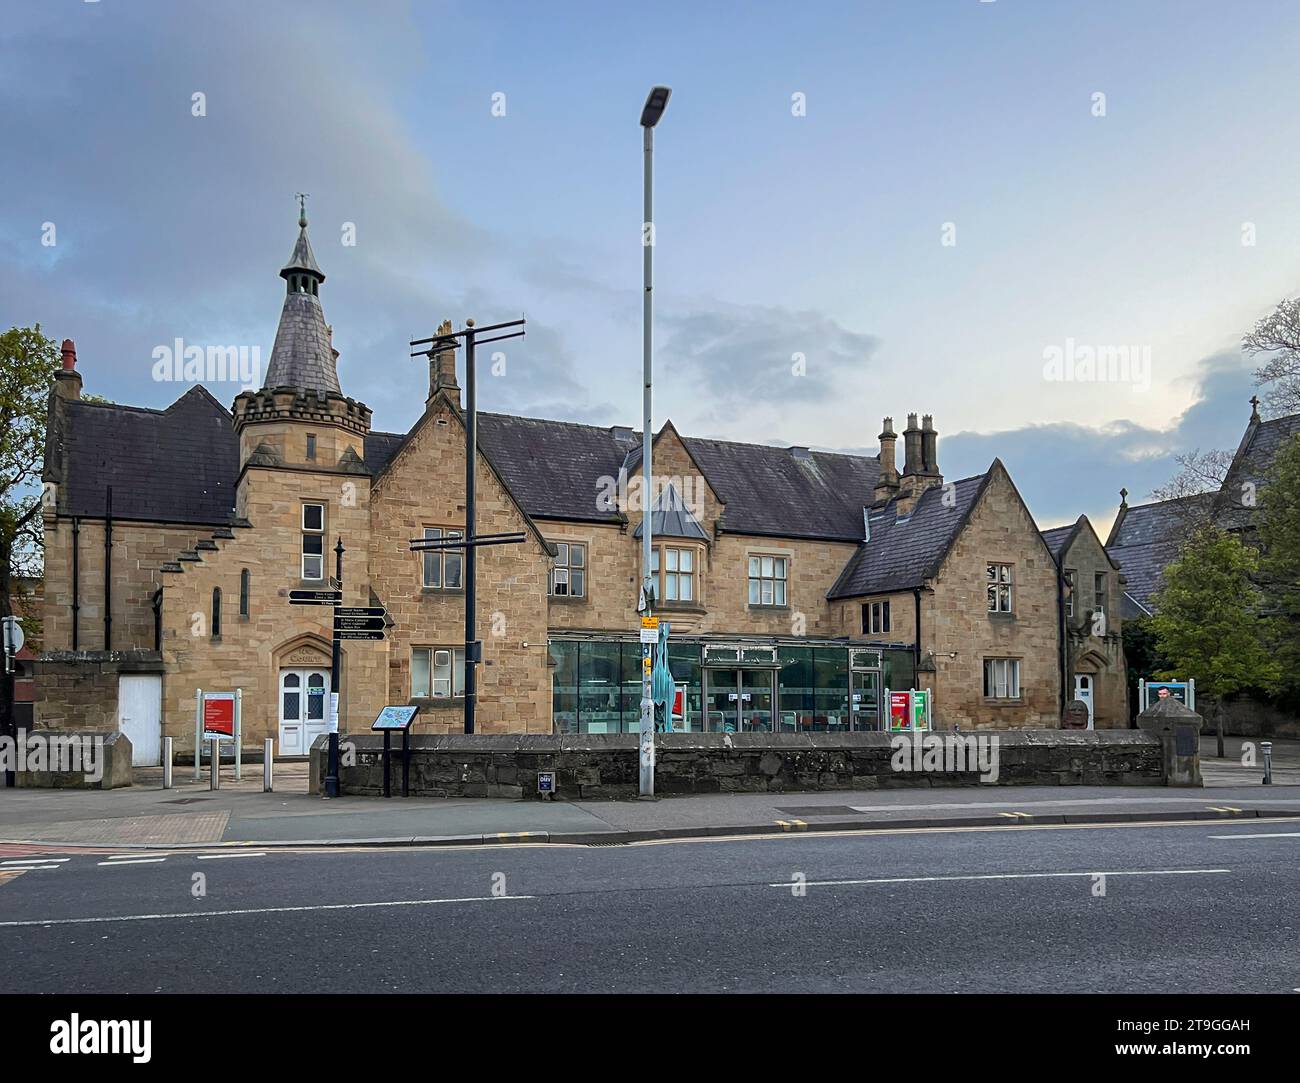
[
  {"xmin": 1040, "ymin": 516, "xmax": 1127, "ymax": 728},
  {"xmin": 37, "ymin": 213, "xmax": 1067, "ymax": 762}
]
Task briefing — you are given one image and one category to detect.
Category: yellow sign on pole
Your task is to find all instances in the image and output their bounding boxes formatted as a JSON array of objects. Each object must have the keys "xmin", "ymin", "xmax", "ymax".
[{"xmin": 641, "ymin": 616, "xmax": 659, "ymax": 629}]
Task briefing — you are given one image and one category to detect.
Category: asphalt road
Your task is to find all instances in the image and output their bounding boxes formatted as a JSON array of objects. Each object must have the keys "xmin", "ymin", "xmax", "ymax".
[{"xmin": 1, "ymin": 820, "xmax": 1297, "ymax": 993}]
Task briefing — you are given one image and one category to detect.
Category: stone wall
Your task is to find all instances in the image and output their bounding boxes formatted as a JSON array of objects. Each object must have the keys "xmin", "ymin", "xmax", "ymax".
[
  {"xmin": 1059, "ymin": 523, "xmax": 1128, "ymax": 728},
  {"xmin": 368, "ymin": 397, "xmax": 554, "ymax": 735},
  {"xmin": 924, "ymin": 465, "xmax": 1062, "ymax": 728},
  {"xmin": 33, "ymin": 650, "xmax": 163, "ymax": 731},
  {"xmin": 314, "ymin": 729, "xmax": 1166, "ymax": 799}
]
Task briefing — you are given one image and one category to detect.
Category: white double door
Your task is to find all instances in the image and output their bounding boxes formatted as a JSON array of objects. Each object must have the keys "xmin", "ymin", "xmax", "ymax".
[{"xmin": 279, "ymin": 668, "xmax": 330, "ymax": 756}]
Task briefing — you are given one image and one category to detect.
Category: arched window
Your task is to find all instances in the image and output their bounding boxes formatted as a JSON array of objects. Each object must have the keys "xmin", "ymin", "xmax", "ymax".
[
  {"xmin": 239, "ymin": 569, "xmax": 250, "ymax": 617},
  {"xmin": 212, "ymin": 587, "xmax": 222, "ymax": 638}
]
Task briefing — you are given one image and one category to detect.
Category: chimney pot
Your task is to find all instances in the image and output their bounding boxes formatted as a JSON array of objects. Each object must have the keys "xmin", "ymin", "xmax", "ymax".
[{"xmin": 61, "ymin": 339, "xmax": 77, "ymax": 370}]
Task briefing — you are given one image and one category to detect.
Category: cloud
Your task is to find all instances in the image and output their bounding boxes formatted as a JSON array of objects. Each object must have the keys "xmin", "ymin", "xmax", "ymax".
[{"xmin": 936, "ymin": 348, "xmax": 1258, "ymax": 532}]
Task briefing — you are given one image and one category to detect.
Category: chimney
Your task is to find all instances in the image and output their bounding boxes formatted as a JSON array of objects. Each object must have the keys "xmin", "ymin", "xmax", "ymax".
[
  {"xmin": 54, "ymin": 339, "xmax": 82, "ymax": 400},
  {"xmin": 874, "ymin": 416, "xmax": 899, "ymax": 504},
  {"xmin": 901, "ymin": 412, "xmax": 923, "ymax": 476},
  {"xmin": 921, "ymin": 414, "xmax": 939, "ymax": 476},
  {"xmin": 896, "ymin": 412, "xmax": 943, "ymax": 517},
  {"xmin": 427, "ymin": 319, "xmax": 461, "ymax": 407}
]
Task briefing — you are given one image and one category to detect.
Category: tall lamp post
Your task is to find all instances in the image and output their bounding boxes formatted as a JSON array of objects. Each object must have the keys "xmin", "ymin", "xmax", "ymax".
[{"xmin": 639, "ymin": 85, "xmax": 671, "ymax": 798}]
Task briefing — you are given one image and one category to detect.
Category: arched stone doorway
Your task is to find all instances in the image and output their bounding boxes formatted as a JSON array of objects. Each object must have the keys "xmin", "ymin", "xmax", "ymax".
[{"xmin": 272, "ymin": 634, "xmax": 334, "ymax": 756}]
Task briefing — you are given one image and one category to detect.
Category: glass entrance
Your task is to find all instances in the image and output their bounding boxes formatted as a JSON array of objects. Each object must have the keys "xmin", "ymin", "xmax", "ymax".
[
  {"xmin": 704, "ymin": 669, "xmax": 777, "ymax": 732},
  {"xmin": 706, "ymin": 669, "xmax": 738, "ymax": 732},
  {"xmin": 739, "ymin": 669, "xmax": 774, "ymax": 732},
  {"xmin": 850, "ymin": 670, "xmax": 881, "ymax": 731}
]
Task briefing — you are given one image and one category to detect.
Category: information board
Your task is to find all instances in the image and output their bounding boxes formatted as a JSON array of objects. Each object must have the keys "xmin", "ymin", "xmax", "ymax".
[
  {"xmin": 371, "ymin": 705, "xmax": 420, "ymax": 731},
  {"xmin": 202, "ymin": 692, "xmax": 236, "ymax": 741}
]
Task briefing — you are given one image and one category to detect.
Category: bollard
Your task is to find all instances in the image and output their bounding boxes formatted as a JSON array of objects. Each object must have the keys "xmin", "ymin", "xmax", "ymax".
[
  {"xmin": 162, "ymin": 736, "xmax": 173, "ymax": 789},
  {"xmin": 1262, "ymin": 740, "xmax": 1273, "ymax": 785},
  {"xmin": 209, "ymin": 737, "xmax": 220, "ymax": 790},
  {"xmin": 263, "ymin": 738, "xmax": 274, "ymax": 792}
]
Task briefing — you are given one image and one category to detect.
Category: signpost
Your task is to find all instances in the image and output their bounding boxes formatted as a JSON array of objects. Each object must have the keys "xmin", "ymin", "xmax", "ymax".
[
  {"xmin": 370, "ymin": 705, "xmax": 418, "ymax": 798},
  {"xmin": 289, "ymin": 589, "xmax": 342, "ymax": 606}
]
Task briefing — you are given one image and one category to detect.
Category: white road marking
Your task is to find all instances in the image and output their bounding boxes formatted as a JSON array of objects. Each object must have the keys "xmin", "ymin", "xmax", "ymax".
[
  {"xmin": 768, "ymin": 868, "xmax": 1232, "ymax": 888},
  {"xmin": 196, "ymin": 852, "xmax": 266, "ymax": 860},
  {"xmin": 0, "ymin": 895, "xmax": 535, "ymax": 929},
  {"xmin": 1208, "ymin": 832, "xmax": 1300, "ymax": 840},
  {"xmin": 1, "ymin": 858, "xmax": 70, "ymax": 866},
  {"xmin": 96, "ymin": 859, "xmax": 166, "ymax": 866}
]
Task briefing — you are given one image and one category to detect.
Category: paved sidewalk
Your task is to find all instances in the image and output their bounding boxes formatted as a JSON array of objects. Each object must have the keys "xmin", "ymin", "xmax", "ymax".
[{"xmin": 1, "ymin": 752, "xmax": 1298, "ymax": 850}]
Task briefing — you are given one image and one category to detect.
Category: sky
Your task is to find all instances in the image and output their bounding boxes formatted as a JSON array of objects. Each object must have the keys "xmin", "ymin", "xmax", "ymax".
[{"xmin": 3, "ymin": 0, "xmax": 1300, "ymax": 534}]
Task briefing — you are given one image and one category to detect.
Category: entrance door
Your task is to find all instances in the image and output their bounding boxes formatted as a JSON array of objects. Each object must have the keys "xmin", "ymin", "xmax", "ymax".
[
  {"xmin": 117, "ymin": 674, "xmax": 162, "ymax": 766},
  {"xmin": 1073, "ymin": 674, "xmax": 1095, "ymax": 729},
  {"xmin": 850, "ymin": 670, "xmax": 881, "ymax": 731},
  {"xmin": 739, "ymin": 670, "xmax": 774, "ymax": 732},
  {"xmin": 279, "ymin": 668, "xmax": 330, "ymax": 755},
  {"xmin": 705, "ymin": 669, "xmax": 738, "ymax": 732}
]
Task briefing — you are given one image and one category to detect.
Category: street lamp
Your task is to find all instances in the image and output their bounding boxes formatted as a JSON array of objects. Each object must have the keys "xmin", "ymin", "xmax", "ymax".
[{"xmin": 639, "ymin": 85, "xmax": 670, "ymax": 799}]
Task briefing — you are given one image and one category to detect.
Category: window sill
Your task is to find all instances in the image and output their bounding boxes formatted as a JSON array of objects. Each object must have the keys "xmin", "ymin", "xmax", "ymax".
[
  {"xmin": 982, "ymin": 698, "xmax": 1024, "ymax": 707},
  {"xmin": 409, "ymin": 697, "xmax": 466, "ymax": 710},
  {"xmin": 659, "ymin": 602, "xmax": 706, "ymax": 614},
  {"xmin": 547, "ymin": 594, "xmax": 588, "ymax": 604},
  {"xmin": 987, "ymin": 611, "xmax": 1017, "ymax": 621},
  {"xmin": 748, "ymin": 604, "xmax": 790, "ymax": 612},
  {"xmin": 421, "ymin": 587, "xmax": 465, "ymax": 596}
]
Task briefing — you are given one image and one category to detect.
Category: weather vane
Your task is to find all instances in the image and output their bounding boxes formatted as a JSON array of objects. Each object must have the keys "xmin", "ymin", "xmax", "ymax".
[{"xmin": 295, "ymin": 192, "xmax": 309, "ymax": 224}]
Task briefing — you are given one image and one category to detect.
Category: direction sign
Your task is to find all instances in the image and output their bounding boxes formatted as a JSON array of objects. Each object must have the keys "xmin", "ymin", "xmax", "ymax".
[
  {"xmin": 335, "ymin": 607, "xmax": 386, "ymax": 619},
  {"xmin": 336, "ymin": 630, "xmax": 385, "ymax": 641},
  {"xmin": 333, "ymin": 617, "xmax": 385, "ymax": 632},
  {"xmin": 289, "ymin": 589, "xmax": 341, "ymax": 606}
]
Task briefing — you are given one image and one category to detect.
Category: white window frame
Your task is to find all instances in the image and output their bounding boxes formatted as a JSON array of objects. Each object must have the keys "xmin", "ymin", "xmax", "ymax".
[
  {"xmin": 548, "ymin": 541, "xmax": 587, "ymax": 598},
  {"xmin": 653, "ymin": 546, "xmax": 696, "ymax": 603},
  {"xmin": 301, "ymin": 502, "xmax": 325, "ymax": 581},
  {"xmin": 411, "ymin": 647, "xmax": 466, "ymax": 699},
  {"xmin": 986, "ymin": 562, "xmax": 1013, "ymax": 613},
  {"xmin": 421, "ymin": 527, "xmax": 464, "ymax": 590},
  {"xmin": 747, "ymin": 554, "xmax": 788, "ymax": 606},
  {"xmin": 1093, "ymin": 571, "xmax": 1107, "ymax": 615},
  {"xmin": 983, "ymin": 658, "xmax": 1021, "ymax": 700},
  {"xmin": 1064, "ymin": 569, "xmax": 1075, "ymax": 618}
]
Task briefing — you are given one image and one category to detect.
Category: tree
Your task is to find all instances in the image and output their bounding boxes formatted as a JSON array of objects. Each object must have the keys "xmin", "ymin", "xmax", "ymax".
[
  {"xmin": 1255, "ymin": 432, "xmax": 1300, "ymax": 685},
  {"xmin": 1244, "ymin": 296, "xmax": 1300, "ymax": 414},
  {"xmin": 1151, "ymin": 524, "xmax": 1280, "ymax": 754},
  {"xmin": 0, "ymin": 325, "xmax": 60, "ymax": 624}
]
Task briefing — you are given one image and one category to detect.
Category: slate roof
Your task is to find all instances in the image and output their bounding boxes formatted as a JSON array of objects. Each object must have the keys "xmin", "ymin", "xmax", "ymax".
[
  {"xmin": 1105, "ymin": 492, "xmax": 1217, "ymax": 616},
  {"xmin": 262, "ymin": 221, "xmax": 341, "ymax": 395},
  {"xmin": 1039, "ymin": 523, "xmax": 1078, "ymax": 563},
  {"xmin": 632, "ymin": 483, "xmax": 710, "ymax": 541},
  {"xmin": 57, "ymin": 387, "xmax": 238, "ymax": 524},
  {"xmin": 827, "ymin": 472, "xmax": 989, "ymax": 599},
  {"xmin": 682, "ymin": 438, "xmax": 881, "ymax": 540}
]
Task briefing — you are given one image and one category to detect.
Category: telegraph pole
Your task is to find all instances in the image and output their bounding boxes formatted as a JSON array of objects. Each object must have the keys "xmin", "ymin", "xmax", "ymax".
[
  {"xmin": 324, "ymin": 536, "xmax": 343, "ymax": 798},
  {"xmin": 410, "ymin": 318, "xmax": 526, "ymax": 735}
]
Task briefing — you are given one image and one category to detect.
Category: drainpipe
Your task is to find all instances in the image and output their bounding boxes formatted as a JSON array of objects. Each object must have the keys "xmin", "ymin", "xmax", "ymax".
[
  {"xmin": 71, "ymin": 516, "xmax": 81, "ymax": 651},
  {"xmin": 913, "ymin": 588, "xmax": 922, "ymax": 677},
  {"xmin": 103, "ymin": 486, "xmax": 113, "ymax": 651},
  {"xmin": 1057, "ymin": 568, "xmax": 1068, "ymax": 717}
]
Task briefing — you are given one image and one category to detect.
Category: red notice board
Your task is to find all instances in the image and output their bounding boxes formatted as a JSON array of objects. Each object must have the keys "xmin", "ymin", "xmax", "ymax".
[{"xmin": 202, "ymin": 692, "xmax": 236, "ymax": 740}]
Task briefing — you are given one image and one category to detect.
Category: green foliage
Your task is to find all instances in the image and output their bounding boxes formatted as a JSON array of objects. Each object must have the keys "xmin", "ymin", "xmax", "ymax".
[
  {"xmin": 1121, "ymin": 616, "xmax": 1166, "ymax": 720},
  {"xmin": 1151, "ymin": 524, "xmax": 1280, "ymax": 699},
  {"xmin": 0, "ymin": 325, "xmax": 61, "ymax": 588},
  {"xmin": 1256, "ymin": 432, "xmax": 1300, "ymax": 686}
]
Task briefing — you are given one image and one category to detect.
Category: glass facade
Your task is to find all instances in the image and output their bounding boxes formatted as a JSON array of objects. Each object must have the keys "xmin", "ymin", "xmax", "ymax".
[{"xmin": 550, "ymin": 638, "xmax": 920, "ymax": 735}]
